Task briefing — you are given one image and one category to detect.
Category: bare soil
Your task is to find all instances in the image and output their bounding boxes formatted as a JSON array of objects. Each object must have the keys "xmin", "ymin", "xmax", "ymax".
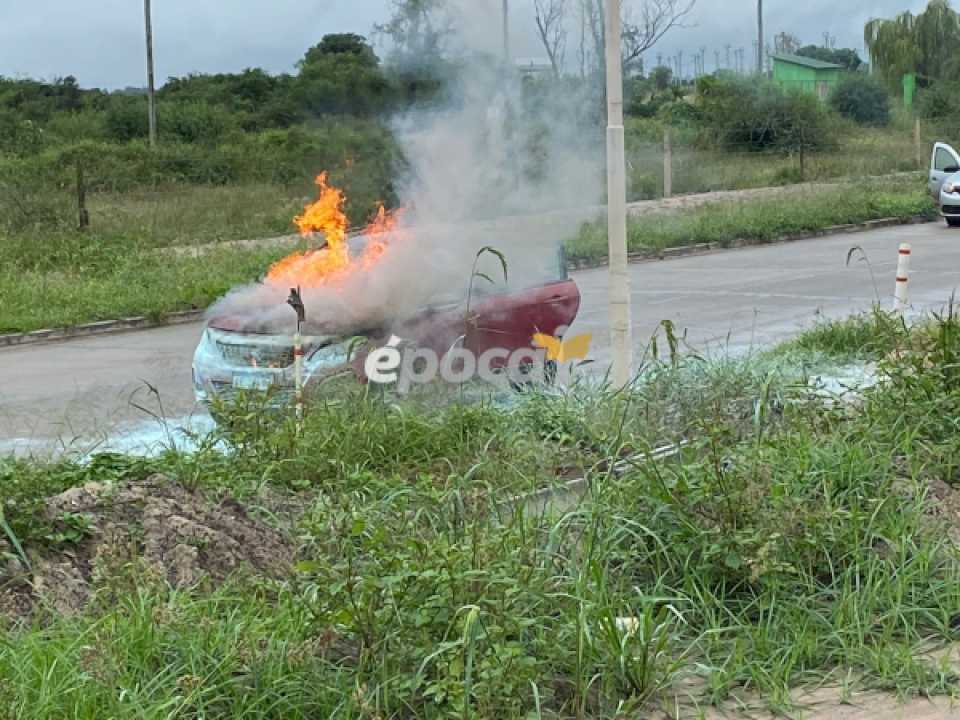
[{"xmin": 0, "ymin": 474, "xmax": 295, "ymax": 619}]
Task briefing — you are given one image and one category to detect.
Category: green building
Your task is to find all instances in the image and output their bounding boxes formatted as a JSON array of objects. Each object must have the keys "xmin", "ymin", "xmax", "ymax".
[{"xmin": 771, "ymin": 53, "xmax": 843, "ymax": 100}]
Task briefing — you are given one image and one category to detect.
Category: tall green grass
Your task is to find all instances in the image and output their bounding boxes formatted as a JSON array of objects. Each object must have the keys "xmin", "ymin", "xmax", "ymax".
[
  {"xmin": 567, "ymin": 176, "xmax": 936, "ymax": 263},
  {"xmin": 5, "ymin": 315, "xmax": 960, "ymax": 715}
]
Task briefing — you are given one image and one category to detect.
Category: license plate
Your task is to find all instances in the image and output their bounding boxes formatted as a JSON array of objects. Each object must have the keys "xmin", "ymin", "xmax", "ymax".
[{"xmin": 232, "ymin": 371, "xmax": 273, "ymax": 391}]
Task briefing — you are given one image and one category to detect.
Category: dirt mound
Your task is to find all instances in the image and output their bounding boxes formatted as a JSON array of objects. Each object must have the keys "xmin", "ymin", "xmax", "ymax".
[{"xmin": 1, "ymin": 474, "xmax": 295, "ymax": 619}]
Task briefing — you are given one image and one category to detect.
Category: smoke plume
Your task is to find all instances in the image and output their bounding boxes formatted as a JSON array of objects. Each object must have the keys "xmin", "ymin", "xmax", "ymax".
[{"xmin": 208, "ymin": 2, "xmax": 604, "ymax": 335}]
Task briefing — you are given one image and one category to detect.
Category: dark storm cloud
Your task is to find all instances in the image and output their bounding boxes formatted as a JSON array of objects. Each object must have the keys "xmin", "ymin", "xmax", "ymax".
[{"xmin": 0, "ymin": 0, "xmax": 937, "ymax": 88}]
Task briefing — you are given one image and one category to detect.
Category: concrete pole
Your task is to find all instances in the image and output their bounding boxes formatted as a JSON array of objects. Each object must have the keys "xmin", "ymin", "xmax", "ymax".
[
  {"xmin": 502, "ymin": 0, "xmax": 510, "ymax": 64},
  {"xmin": 144, "ymin": 0, "xmax": 157, "ymax": 147},
  {"xmin": 605, "ymin": 0, "xmax": 633, "ymax": 386},
  {"xmin": 757, "ymin": 0, "xmax": 764, "ymax": 75}
]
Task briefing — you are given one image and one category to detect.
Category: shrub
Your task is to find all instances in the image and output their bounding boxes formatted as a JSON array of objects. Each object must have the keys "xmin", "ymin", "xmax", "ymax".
[
  {"xmin": 0, "ymin": 110, "xmax": 44, "ymax": 155},
  {"xmin": 917, "ymin": 80, "xmax": 960, "ymax": 120},
  {"xmin": 695, "ymin": 75, "xmax": 836, "ymax": 153},
  {"xmin": 829, "ymin": 73, "xmax": 890, "ymax": 126},
  {"xmin": 159, "ymin": 101, "xmax": 238, "ymax": 145},
  {"xmin": 43, "ymin": 110, "xmax": 108, "ymax": 144},
  {"xmin": 104, "ymin": 96, "xmax": 149, "ymax": 142}
]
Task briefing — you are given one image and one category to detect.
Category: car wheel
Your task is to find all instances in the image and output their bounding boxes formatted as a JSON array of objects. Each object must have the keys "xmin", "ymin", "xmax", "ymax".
[
  {"xmin": 508, "ymin": 360, "xmax": 557, "ymax": 392},
  {"xmin": 948, "ymin": 217, "xmax": 960, "ymax": 228}
]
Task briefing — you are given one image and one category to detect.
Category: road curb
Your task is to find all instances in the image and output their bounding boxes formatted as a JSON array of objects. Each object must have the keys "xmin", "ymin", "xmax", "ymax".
[
  {"xmin": 0, "ymin": 310, "xmax": 205, "ymax": 350},
  {"xmin": 0, "ymin": 214, "xmax": 935, "ymax": 350},
  {"xmin": 565, "ymin": 215, "xmax": 935, "ymax": 272}
]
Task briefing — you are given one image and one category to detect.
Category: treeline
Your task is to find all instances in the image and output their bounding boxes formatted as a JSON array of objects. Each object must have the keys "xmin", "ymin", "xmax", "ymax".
[
  {"xmin": 0, "ymin": 33, "xmax": 439, "ymax": 149},
  {"xmin": 867, "ymin": 0, "xmax": 960, "ymax": 133},
  {"xmin": 0, "ymin": 34, "xmax": 444, "ymax": 227}
]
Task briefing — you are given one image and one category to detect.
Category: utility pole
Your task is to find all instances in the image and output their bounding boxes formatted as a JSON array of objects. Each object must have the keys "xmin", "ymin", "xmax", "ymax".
[
  {"xmin": 144, "ymin": 0, "xmax": 157, "ymax": 147},
  {"xmin": 502, "ymin": 0, "xmax": 510, "ymax": 64},
  {"xmin": 757, "ymin": 0, "xmax": 764, "ymax": 75},
  {"xmin": 604, "ymin": 0, "xmax": 633, "ymax": 387}
]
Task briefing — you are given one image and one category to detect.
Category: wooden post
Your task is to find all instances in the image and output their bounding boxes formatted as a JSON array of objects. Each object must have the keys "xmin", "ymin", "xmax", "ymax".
[
  {"xmin": 798, "ymin": 125, "xmax": 807, "ymax": 181},
  {"xmin": 915, "ymin": 117, "xmax": 923, "ymax": 170},
  {"xmin": 76, "ymin": 158, "xmax": 89, "ymax": 231},
  {"xmin": 663, "ymin": 128, "xmax": 673, "ymax": 199}
]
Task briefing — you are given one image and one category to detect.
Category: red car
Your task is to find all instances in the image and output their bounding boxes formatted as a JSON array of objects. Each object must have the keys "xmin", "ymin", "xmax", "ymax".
[{"xmin": 192, "ymin": 249, "xmax": 580, "ymax": 403}]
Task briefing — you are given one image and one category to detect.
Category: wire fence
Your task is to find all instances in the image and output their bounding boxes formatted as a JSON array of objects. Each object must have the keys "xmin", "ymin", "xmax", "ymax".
[{"xmin": 624, "ymin": 121, "xmax": 934, "ymax": 202}]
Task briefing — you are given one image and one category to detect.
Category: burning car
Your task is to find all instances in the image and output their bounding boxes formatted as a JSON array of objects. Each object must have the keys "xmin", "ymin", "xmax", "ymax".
[{"xmin": 192, "ymin": 174, "xmax": 581, "ymax": 406}]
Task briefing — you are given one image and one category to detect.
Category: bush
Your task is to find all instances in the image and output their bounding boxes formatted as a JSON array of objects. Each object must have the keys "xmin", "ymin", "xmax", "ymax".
[
  {"xmin": 917, "ymin": 80, "xmax": 960, "ymax": 120},
  {"xmin": 159, "ymin": 101, "xmax": 238, "ymax": 145},
  {"xmin": 829, "ymin": 73, "xmax": 890, "ymax": 126},
  {"xmin": 104, "ymin": 96, "xmax": 149, "ymax": 142},
  {"xmin": 696, "ymin": 75, "xmax": 836, "ymax": 153}
]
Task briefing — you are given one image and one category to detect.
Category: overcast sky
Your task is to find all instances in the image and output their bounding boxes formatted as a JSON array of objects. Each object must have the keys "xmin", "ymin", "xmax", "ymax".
[{"xmin": 0, "ymin": 0, "xmax": 934, "ymax": 89}]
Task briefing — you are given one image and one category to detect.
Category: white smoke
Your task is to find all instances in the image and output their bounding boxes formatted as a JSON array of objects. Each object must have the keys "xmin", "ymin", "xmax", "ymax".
[{"xmin": 208, "ymin": 3, "xmax": 604, "ymax": 334}]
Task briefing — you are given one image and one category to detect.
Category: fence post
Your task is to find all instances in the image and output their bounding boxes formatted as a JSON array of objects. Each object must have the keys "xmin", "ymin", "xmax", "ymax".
[
  {"xmin": 663, "ymin": 128, "xmax": 673, "ymax": 199},
  {"xmin": 915, "ymin": 117, "xmax": 924, "ymax": 170},
  {"xmin": 75, "ymin": 158, "xmax": 89, "ymax": 231}
]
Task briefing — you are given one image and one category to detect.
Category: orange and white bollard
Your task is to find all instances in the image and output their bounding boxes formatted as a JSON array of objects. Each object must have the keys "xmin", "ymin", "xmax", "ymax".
[{"xmin": 894, "ymin": 243, "xmax": 912, "ymax": 314}]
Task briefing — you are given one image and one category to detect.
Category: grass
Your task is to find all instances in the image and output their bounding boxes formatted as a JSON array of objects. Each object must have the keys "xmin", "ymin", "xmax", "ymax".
[
  {"xmin": 625, "ymin": 122, "xmax": 925, "ymax": 200},
  {"xmin": 0, "ymin": 181, "xmax": 319, "ymax": 333},
  {"xmin": 0, "ymin": 243, "xmax": 293, "ymax": 333},
  {"xmin": 567, "ymin": 175, "xmax": 936, "ymax": 264},
  {"xmin": 5, "ymin": 312, "xmax": 960, "ymax": 716},
  {"xmin": 0, "ymin": 171, "xmax": 938, "ymax": 334},
  {"xmin": 773, "ymin": 308, "xmax": 909, "ymax": 361}
]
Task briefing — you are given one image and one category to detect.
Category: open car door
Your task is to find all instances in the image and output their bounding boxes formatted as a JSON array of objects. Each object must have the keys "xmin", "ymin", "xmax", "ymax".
[{"xmin": 930, "ymin": 142, "xmax": 960, "ymax": 198}]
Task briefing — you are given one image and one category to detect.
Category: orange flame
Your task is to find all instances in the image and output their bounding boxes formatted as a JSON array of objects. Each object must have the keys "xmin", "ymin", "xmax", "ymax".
[{"xmin": 265, "ymin": 173, "xmax": 402, "ymax": 289}]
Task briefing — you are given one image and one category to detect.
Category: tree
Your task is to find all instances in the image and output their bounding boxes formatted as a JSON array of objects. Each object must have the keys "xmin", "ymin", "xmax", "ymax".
[
  {"xmin": 796, "ymin": 45, "xmax": 863, "ymax": 71},
  {"xmin": 865, "ymin": 0, "xmax": 960, "ymax": 88},
  {"xmin": 577, "ymin": 0, "xmax": 695, "ymax": 77},
  {"xmin": 696, "ymin": 74, "xmax": 834, "ymax": 155},
  {"xmin": 621, "ymin": 0, "xmax": 696, "ymax": 72},
  {"xmin": 374, "ymin": 0, "xmax": 452, "ymax": 69},
  {"xmin": 829, "ymin": 73, "xmax": 890, "ymax": 126},
  {"xmin": 295, "ymin": 35, "xmax": 392, "ymax": 116},
  {"xmin": 774, "ymin": 32, "xmax": 800, "ymax": 54},
  {"xmin": 534, "ymin": 0, "xmax": 568, "ymax": 77},
  {"xmin": 305, "ymin": 33, "xmax": 379, "ymax": 66},
  {"xmin": 650, "ymin": 65, "xmax": 673, "ymax": 91}
]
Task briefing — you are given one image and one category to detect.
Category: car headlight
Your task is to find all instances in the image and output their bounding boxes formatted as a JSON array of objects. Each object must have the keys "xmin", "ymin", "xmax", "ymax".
[{"xmin": 945, "ymin": 182, "xmax": 960, "ymax": 195}]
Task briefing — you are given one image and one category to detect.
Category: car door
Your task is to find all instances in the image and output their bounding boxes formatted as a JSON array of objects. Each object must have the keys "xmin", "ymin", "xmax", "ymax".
[{"xmin": 930, "ymin": 142, "xmax": 960, "ymax": 198}]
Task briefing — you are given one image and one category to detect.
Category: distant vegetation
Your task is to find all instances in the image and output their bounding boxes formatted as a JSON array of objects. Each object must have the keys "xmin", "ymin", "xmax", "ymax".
[
  {"xmin": 0, "ymin": 1, "xmax": 949, "ymax": 333},
  {"xmin": 0, "ymin": 33, "xmax": 428, "ymax": 230}
]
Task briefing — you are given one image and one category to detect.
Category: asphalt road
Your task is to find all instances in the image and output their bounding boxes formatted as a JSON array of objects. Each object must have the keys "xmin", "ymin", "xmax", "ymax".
[{"xmin": 3, "ymin": 221, "xmax": 959, "ymax": 455}]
